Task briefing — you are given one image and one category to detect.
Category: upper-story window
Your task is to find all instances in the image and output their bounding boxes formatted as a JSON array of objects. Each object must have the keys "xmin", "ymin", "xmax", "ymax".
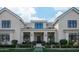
[
  {"xmin": 2, "ymin": 20, "xmax": 11, "ymax": 28},
  {"xmin": 35, "ymin": 23, "xmax": 43, "ymax": 29},
  {"xmin": 68, "ymin": 20, "xmax": 77, "ymax": 28}
]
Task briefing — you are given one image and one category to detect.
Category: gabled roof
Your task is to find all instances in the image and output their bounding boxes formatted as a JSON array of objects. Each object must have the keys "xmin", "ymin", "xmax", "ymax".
[
  {"xmin": 0, "ymin": 7, "xmax": 25, "ymax": 25},
  {"xmin": 53, "ymin": 7, "xmax": 79, "ymax": 25}
]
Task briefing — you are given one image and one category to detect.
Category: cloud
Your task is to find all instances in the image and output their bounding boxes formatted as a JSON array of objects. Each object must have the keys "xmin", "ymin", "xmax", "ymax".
[
  {"xmin": 31, "ymin": 16, "xmax": 45, "ymax": 20},
  {"xmin": 6, "ymin": 7, "xmax": 45, "ymax": 22},
  {"xmin": 54, "ymin": 7, "xmax": 70, "ymax": 11},
  {"xmin": 48, "ymin": 11, "xmax": 63, "ymax": 22},
  {"xmin": 7, "ymin": 7, "xmax": 37, "ymax": 22},
  {"xmin": 48, "ymin": 7, "xmax": 70, "ymax": 22}
]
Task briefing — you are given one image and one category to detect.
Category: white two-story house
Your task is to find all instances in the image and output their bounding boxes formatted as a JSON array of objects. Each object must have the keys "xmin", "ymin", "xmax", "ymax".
[{"xmin": 0, "ymin": 7, "xmax": 79, "ymax": 44}]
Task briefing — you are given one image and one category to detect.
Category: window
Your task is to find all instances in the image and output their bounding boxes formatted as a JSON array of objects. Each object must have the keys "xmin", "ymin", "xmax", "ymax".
[
  {"xmin": 69, "ymin": 33, "xmax": 79, "ymax": 41},
  {"xmin": 0, "ymin": 34, "xmax": 10, "ymax": 42},
  {"xmin": 2, "ymin": 20, "xmax": 11, "ymax": 28},
  {"xmin": 68, "ymin": 20, "xmax": 77, "ymax": 28},
  {"xmin": 35, "ymin": 23, "xmax": 43, "ymax": 29}
]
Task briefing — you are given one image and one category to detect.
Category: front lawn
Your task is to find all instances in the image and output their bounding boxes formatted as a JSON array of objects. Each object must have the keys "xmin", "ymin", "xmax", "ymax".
[
  {"xmin": 0, "ymin": 48, "xmax": 34, "ymax": 52},
  {"xmin": 0, "ymin": 48, "xmax": 79, "ymax": 52},
  {"xmin": 43, "ymin": 48, "xmax": 79, "ymax": 52}
]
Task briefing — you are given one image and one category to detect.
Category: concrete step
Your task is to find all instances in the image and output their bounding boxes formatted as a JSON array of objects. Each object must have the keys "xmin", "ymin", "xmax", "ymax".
[{"xmin": 35, "ymin": 44, "xmax": 43, "ymax": 48}]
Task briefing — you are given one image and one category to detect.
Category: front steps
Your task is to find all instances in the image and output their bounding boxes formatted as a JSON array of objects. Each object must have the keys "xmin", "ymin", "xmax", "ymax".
[{"xmin": 33, "ymin": 43, "xmax": 44, "ymax": 52}]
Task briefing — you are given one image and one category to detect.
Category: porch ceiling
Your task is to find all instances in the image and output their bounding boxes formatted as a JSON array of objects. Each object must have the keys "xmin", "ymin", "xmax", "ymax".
[{"xmin": 21, "ymin": 28, "xmax": 57, "ymax": 32}]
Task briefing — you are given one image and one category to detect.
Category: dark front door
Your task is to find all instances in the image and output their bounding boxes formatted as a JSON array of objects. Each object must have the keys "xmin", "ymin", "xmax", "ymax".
[{"xmin": 37, "ymin": 36, "xmax": 41, "ymax": 43}]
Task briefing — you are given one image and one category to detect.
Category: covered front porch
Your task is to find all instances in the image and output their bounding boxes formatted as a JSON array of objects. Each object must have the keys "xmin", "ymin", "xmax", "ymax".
[{"xmin": 23, "ymin": 32, "xmax": 56, "ymax": 43}]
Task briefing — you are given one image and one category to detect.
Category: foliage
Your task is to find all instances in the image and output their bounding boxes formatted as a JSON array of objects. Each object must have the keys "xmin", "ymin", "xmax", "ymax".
[
  {"xmin": 0, "ymin": 45, "xmax": 15, "ymax": 48},
  {"xmin": 31, "ymin": 41, "xmax": 37, "ymax": 45},
  {"xmin": 41, "ymin": 41, "xmax": 46, "ymax": 46},
  {"xmin": 22, "ymin": 41, "xmax": 31, "ymax": 44},
  {"xmin": 69, "ymin": 40, "xmax": 74, "ymax": 46},
  {"xmin": 60, "ymin": 39, "xmax": 67, "ymax": 45},
  {"xmin": 11, "ymin": 40, "xmax": 18, "ymax": 45},
  {"xmin": 18, "ymin": 44, "xmax": 33, "ymax": 48}
]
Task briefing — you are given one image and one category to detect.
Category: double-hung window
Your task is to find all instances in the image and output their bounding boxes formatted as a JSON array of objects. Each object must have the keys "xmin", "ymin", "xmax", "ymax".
[
  {"xmin": 68, "ymin": 20, "xmax": 77, "ymax": 28},
  {"xmin": 2, "ymin": 20, "xmax": 11, "ymax": 28}
]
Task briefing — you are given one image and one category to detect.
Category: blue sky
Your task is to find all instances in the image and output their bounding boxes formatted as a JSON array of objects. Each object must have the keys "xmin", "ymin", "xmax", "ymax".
[
  {"xmin": 35, "ymin": 7, "xmax": 57, "ymax": 21},
  {"xmin": 0, "ymin": 7, "xmax": 70, "ymax": 22},
  {"xmin": 14, "ymin": 7, "xmax": 70, "ymax": 22}
]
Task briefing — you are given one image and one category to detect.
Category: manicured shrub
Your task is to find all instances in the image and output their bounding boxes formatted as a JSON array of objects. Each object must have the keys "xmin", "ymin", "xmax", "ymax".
[
  {"xmin": 22, "ymin": 41, "xmax": 27, "ymax": 44},
  {"xmin": 60, "ymin": 39, "xmax": 67, "ymax": 45},
  {"xmin": 0, "ymin": 45, "xmax": 15, "ymax": 48},
  {"xmin": 11, "ymin": 40, "xmax": 18, "ymax": 45},
  {"xmin": 45, "ymin": 44, "xmax": 51, "ymax": 48},
  {"xmin": 69, "ymin": 40, "xmax": 74, "ymax": 46},
  {"xmin": 18, "ymin": 44, "xmax": 32, "ymax": 48},
  {"xmin": 41, "ymin": 41, "xmax": 46, "ymax": 46},
  {"xmin": 46, "ymin": 42, "xmax": 51, "ymax": 45},
  {"xmin": 31, "ymin": 41, "xmax": 36, "ymax": 45},
  {"xmin": 22, "ymin": 41, "xmax": 31, "ymax": 44},
  {"xmin": 73, "ymin": 46, "xmax": 79, "ymax": 48}
]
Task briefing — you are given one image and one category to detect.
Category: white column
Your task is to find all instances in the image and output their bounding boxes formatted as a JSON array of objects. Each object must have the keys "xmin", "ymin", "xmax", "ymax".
[
  {"xmin": 44, "ymin": 32, "xmax": 47, "ymax": 42},
  {"xmin": 30, "ymin": 32, "xmax": 34, "ymax": 42},
  {"xmin": 20, "ymin": 32, "xmax": 23, "ymax": 43},
  {"xmin": 54, "ymin": 32, "xmax": 57, "ymax": 42},
  {"xmin": 65, "ymin": 33, "xmax": 69, "ymax": 40}
]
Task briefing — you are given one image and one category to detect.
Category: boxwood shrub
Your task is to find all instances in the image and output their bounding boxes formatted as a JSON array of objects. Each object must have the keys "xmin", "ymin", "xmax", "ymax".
[
  {"xmin": 18, "ymin": 44, "xmax": 33, "ymax": 48},
  {"xmin": 60, "ymin": 39, "xmax": 67, "ymax": 45},
  {"xmin": 11, "ymin": 40, "xmax": 18, "ymax": 45},
  {"xmin": 0, "ymin": 45, "xmax": 15, "ymax": 48}
]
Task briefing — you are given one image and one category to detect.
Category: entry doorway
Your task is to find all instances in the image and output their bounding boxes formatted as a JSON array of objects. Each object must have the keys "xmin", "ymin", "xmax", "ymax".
[
  {"xmin": 34, "ymin": 32, "xmax": 44, "ymax": 43},
  {"xmin": 37, "ymin": 36, "xmax": 41, "ymax": 43}
]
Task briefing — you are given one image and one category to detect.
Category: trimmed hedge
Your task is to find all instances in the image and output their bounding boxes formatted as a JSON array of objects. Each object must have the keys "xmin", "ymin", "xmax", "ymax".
[
  {"xmin": 60, "ymin": 39, "xmax": 67, "ymax": 45},
  {"xmin": 41, "ymin": 41, "xmax": 46, "ymax": 46},
  {"xmin": 11, "ymin": 40, "xmax": 18, "ymax": 45},
  {"xmin": 0, "ymin": 48, "xmax": 34, "ymax": 52},
  {"xmin": 22, "ymin": 41, "xmax": 31, "ymax": 44},
  {"xmin": 31, "ymin": 41, "xmax": 36, "ymax": 45},
  {"xmin": 18, "ymin": 44, "xmax": 33, "ymax": 48},
  {"xmin": 0, "ymin": 45, "xmax": 15, "ymax": 48}
]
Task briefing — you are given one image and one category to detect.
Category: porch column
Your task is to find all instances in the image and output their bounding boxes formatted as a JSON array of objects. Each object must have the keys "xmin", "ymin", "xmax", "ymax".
[
  {"xmin": 44, "ymin": 32, "xmax": 47, "ymax": 42},
  {"xmin": 20, "ymin": 32, "xmax": 23, "ymax": 43},
  {"xmin": 30, "ymin": 32, "xmax": 34, "ymax": 42},
  {"xmin": 54, "ymin": 32, "xmax": 56, "ymax": 42},
  {"xmin": 65, "ymin": 33, "xmax": 69, "ymax": 41}
]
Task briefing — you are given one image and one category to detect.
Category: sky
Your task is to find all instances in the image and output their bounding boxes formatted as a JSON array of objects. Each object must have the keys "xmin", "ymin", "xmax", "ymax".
[
  {"xmin": 0, "ymin": 7, "xmax": 70, "ymax": 22},
  {"xmin": 0, "ymin": 0, "xmax": 79, "ymax": 22}
]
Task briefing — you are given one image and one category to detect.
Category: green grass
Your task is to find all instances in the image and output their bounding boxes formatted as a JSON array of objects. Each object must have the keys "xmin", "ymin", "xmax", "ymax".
[
  {"xmin": 43, "ymin": 48, "xmax": 79, "ymax": 52},
  {"xmin": 0, "ymin": 48, "xmax": 34, "ymax": 52},
  {"xmin": 0, "ymin": 48, "xmax": 79, "ymax": 52}
]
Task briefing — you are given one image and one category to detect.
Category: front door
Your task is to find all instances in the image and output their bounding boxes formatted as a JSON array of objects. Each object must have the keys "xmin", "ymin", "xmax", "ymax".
[{"xmin": 37, "ymin": 36, "xmax": 41, "ymax": 43}]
